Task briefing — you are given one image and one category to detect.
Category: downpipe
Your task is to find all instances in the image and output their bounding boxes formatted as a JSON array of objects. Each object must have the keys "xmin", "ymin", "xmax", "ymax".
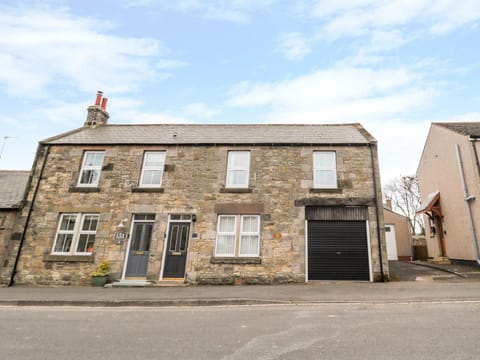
[
  {"xmin": 369, "ymin": 144, "xmax": 385, "ymax": 281},
  {"xmin": 455, "ymin": 144, "xmax": 480, "ymax": 265}
]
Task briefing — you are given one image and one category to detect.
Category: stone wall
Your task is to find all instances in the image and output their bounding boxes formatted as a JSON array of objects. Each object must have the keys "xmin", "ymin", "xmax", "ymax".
[
  {"xmin": 9, "ymin": 142, "xmax": 387, "ymax": 285},
  {"xmin": 0, "ymin": 210, "xmax": 19, "ymax": 277}
]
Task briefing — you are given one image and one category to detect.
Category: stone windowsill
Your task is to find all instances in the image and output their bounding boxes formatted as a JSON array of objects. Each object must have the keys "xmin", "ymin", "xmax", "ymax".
[
  {"xmin": 210, "ymin": 257, "xmax": 261, "ymax": 265},
  {"xmin": 132, "ymin": 187, "xmax": 165, "ymax": 193},
  {"xmin": 309, "ymin": 188, "xmax": 342, "ymax": 194},
  {"xmin": 43, "ymin": 254, "xmax": 95, "ymax": 262},
  {"xmin": 69, "ymin": 187, "xmax": 101, "ymax": 193},
  {"xmin": 220, "ymin": 187, "xmax": 253, "ymax": 193}
]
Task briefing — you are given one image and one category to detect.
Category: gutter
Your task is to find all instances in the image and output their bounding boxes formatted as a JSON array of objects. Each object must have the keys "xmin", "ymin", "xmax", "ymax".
[
  {"xmin": 369, "ymin": 143, "xmax": 385, "ymax": 281},
  {"xmin": 455, "ymin": 143, "xmax": 480, "ymax": 265},
  {"xmin": 8, "ymin": 144, "xmax": 50, "ymax": 286}
]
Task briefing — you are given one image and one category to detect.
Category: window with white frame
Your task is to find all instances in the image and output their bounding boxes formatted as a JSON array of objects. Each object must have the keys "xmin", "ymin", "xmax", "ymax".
[
  {"xmin": 139, "ymin": 151, "xmax": 166, "ymax": 187},
  {"xmin": 52, "ymin": 213, "xmax": 99, "ymax": 255},
  {"xmin": 226, "ymin": 151, "xmax": 250, "ymax": 188},
  {"xmin": 313, "ymin": 151, "xmax": 337, "ymax": 188},
  {"xmin": 215, "ymin": 215, "xmax": 260, "ymax": 257},
  {"xmin": 78, "ymin": 151, "xmax": 105, "ymax": 187}
]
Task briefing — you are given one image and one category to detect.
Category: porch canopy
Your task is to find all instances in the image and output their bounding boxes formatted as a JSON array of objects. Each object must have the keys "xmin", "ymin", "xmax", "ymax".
[{"xmin": 417, "ymin": 191, "xmax": 442, "ymax": 218}]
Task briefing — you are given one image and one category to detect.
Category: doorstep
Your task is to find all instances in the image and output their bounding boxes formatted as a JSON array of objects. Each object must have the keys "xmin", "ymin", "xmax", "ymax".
[{"xmin": 106, "ymin": 279, "xmax": 154, "ymax": 288}]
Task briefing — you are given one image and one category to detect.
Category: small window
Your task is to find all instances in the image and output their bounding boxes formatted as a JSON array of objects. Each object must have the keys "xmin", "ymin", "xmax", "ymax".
[
  {"xmin": 52, "ymin": 213, "xmax": 99, "ymax": 255},
  {"xmin": 78, "ymin": 151, "xmax": 105, "ymax": 187},
  {"xmin": 134, "ymin": 214, "xmax": 156, "ymax": 221},
  {"xmin": 139, "ymin": 152, "xmax": 166, "ymax": 188},
  {"xmin": 313, "ymin": 151, "xmax": 337, "ymax": 189},
  {"xmin": 226, "ymin": 151, "xmax": 250, "ymax": 188},
  {"xmin": 215, "ymin": 215, "xmax": 260, "ymax": 257}
]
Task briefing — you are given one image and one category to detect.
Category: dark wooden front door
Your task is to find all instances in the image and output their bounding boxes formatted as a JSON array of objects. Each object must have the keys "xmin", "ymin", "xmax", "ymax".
[
  {"xmin": 125, "ymin": 222, "xmax": 153, "ymax": 278},
  {"xmin": 163, "ymin": 222, "xmax": 190, "ymax": 278}
]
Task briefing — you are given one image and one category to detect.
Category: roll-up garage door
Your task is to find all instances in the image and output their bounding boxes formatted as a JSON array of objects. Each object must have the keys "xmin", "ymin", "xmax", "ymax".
[{"xmin": 308, "ymin": 220, "xmax": 370, "ymax": 281}]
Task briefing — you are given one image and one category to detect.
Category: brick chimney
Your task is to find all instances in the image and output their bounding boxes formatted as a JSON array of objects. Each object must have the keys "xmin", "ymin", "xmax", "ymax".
[
  {"xmin": 84, "ymin": 91, "xmax": 109, "ymax": 127},
  {"xmin": 385, "ymin": 198, "xmax": 392, "ymax": 210}
]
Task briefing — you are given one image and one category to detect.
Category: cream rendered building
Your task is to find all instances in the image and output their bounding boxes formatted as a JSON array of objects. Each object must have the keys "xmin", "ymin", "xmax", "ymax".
[{"xmin": 417, "ymin": 122, "xmax": 480, "ymax": 263}]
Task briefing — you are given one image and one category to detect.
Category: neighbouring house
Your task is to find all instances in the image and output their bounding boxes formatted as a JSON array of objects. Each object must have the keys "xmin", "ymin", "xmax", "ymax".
[
  {"xmin": 383, "ymin": 200, "xmax": 413, "ymax": 261},
  {"xmin": 0, "ymin": 171, "xmax": 30, "ymax": 276},
  {"xmin": 4, "ymin": 92, "xmax": 388, "ymax": 286},
  {"xmin": 417, "ymin": 122, "xmax": 480, "ymax": 263}
]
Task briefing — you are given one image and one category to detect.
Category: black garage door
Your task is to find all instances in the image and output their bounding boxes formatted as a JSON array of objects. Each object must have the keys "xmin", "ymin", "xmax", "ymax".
[{"xmin": 308, "ymin": 220, "xmax": 370, "ymax": 280}]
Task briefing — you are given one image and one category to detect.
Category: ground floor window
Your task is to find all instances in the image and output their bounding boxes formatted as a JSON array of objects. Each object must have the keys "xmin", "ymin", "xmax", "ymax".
[
  {"xmin": 215, "ymin": 214, "xmax": 260, "ymax": 257},
  {"xmin": 52, "ymin": 213, "xmax": 99, "ymax": 255}
]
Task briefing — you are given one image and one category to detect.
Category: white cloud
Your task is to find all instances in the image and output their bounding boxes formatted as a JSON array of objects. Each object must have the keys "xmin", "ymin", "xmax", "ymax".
[
  {"xmin": 369, "ymin": 119, "xmax": 431, "ymax": 185},
  {"xmin": 183, "ymin": 102, "xmax": 220, "ymax": 118},
  {"xmin": 226, "ymin": 66, "xmax": 433, "ymax": 122},
  {"xmin": 123, "ymin": 0, "xmax": 277, "ymax": 23},
  {"xmin": 28, "ymin": 96, "xmax": 192, "ymax": 127},
  {"xmin": 0, "ymin": 5, "xmax": 184, "ymax": 97},
  {"xmin": 310, "ymin": 0, "xmax": 480, "ymax": 38},
  {"xmin": 277, "ymin": 32, "xmax": 312, "ymax": 60}
]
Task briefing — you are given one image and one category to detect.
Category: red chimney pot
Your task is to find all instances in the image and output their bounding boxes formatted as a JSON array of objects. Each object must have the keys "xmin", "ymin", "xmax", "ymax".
[
  {"xmin": 101, "ymin": 98, "xmax": 108, "ymax": 110},
  {"xmin": 95, "ymin": 91, "xmax": 103, "ymax": 106}
]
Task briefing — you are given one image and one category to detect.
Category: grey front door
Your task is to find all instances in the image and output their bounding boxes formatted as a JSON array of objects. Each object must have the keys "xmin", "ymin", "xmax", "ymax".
[
  {"xmin": 125, "ymin": 220, "xmax": 154, "ymax": 278},
  {"xmin": 163, "ymin": 222, "xmax": 190, "ymax": 278}
]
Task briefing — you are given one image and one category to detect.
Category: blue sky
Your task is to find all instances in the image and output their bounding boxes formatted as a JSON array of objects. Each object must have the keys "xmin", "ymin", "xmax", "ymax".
[{"xmin": 1, "ymin": 0, "xmax": 480, "ymax": 185}]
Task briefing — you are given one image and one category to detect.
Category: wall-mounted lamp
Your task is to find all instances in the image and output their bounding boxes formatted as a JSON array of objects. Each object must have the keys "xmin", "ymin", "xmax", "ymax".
[
  {"xmin": 114, "ymin": 219, "xmax": 129, "ymax": 244},
  {"xmin": 191, "ymin": 214, "xmax": 197, "ymax": 222}
]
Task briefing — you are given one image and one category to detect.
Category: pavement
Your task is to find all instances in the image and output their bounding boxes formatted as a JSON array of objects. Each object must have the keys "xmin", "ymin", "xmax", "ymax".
[{"xmin": 1, "ymin": 261, "xmax": 480, "ymax": 307}]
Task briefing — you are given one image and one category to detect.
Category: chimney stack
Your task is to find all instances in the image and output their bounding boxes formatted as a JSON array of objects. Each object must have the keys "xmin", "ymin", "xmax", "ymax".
[
  {"xmin": 385, "ymin": 198, "xmax": 392, "ymax": 210},
  {"xmin": 84, "ymin": 91, "xmax": 109, "ymax": 127}
]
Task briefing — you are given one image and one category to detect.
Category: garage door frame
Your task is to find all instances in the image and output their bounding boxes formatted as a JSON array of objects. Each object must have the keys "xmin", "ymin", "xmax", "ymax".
[{"xmin": 304, "ymin": 207, "xmax": 373, "ymax": 282}]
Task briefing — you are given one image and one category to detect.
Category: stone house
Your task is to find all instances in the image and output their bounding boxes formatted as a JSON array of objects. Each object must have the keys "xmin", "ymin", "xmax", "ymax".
[
  {"xmin": 417, "ymin": 122, "xmax": 480, "ymax": 264},
  {"xmin": 383, "ymin": 200, "xmax": 413, "ymax": 261},
  {"xmin": 0, "ymin": 170, "xmax": 30, "ymax": 282},
  {"xmin": 5, "ymin": 93, "xmax": 388, "ymax": 285}
]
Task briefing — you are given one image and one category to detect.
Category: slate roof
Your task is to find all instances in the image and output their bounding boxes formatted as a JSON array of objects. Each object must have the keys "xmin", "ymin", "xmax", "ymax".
[
  {"xmin": 0, "ymin": 170, "xmax": 30, "ymax": 209},
  {"xmin": 434, "ymin": 122, "xmax": 480, "ymax": 137},
  {"xmin": 42, "ymin": 123, "xmax": 375, "ymax": 145}
]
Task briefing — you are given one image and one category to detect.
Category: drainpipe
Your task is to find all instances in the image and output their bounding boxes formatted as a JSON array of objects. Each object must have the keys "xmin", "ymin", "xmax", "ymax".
[
  {"xmin": 8, "ymin": 144, "xmax": 50, "ymax": 286},
  {"xmin": 455, "ymin": 144, "xmax": 480, "ymax": 265},
  {"xmin": 369, "ymin": 143, "xmax": 385, "ymax": 281},
  {"xmin": 469, "ymin": 136, "xmax": 480, "ymax": 180}
]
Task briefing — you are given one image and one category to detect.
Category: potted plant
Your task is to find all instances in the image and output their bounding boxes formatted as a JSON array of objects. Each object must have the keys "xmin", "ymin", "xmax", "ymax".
[{"xmin": 90, "ymin": 260, "xmax": 110, "ymax": 287}]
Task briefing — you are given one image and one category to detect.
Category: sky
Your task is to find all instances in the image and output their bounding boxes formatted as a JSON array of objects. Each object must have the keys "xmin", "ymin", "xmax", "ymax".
[{"xmin": 1, "ymin": 0, "xmax": 480, "ymax": 186}]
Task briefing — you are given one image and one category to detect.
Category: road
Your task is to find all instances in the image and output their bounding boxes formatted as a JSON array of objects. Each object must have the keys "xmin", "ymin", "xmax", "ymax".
[{"xmin": 1, "ymin": 302, "xmax": 479, "ymax": 359}]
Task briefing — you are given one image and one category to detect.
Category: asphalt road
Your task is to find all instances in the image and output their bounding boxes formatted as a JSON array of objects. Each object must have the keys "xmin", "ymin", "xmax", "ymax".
[{"xmin": 1, "ymin": 302, "xmax": 479, "ymax": 360}]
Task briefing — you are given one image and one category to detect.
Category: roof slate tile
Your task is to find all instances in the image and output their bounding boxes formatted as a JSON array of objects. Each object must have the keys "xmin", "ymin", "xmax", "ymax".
[{"xmin": 42, "ymin": 124, "xmax": 375, "ymax": 145}]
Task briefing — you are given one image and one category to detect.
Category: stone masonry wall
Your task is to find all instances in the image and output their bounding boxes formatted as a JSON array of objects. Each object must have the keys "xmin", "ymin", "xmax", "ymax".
[
  {"xmin": 0, "ymin": 211, "xmax": 19, "ymax": 275},
  {"xmin": 10, "ymin": 143, "xmax": 387, "ymax": 285}
]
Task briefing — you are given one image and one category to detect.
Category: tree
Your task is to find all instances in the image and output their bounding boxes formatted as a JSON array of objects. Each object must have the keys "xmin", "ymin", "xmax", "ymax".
[{"xmin": 383, "ymin": 175, "xmax": 424, "ymax": 234}]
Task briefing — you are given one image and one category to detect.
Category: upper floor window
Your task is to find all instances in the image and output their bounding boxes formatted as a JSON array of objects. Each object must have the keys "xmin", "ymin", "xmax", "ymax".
[
  {"xmin": 78, "ymin": 151, "xmax": 104, "ymax": 187},
  {"xmin": 313, "ymin": 151, "xmax": 337, "ymax": 188},
  {"xmin": 139, "ymin": 152, "xmax": 166, "ymax": 188},
  {"xmin": 52, "ymin": 213, "xmax": 99, "ymax": 255},
  {"xmin": 226, "ymin": 151, "xmax": 250, "ymax": 188},
  {"xmin": 215, "ymin": 214, "xmax": 260, "ymax": 257}
]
